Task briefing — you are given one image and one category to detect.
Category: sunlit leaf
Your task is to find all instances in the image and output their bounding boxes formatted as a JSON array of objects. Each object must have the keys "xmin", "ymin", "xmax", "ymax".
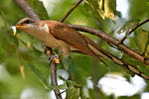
[{"xmin": 136, "ymin": 29, "xmax": 149, "ymax": 54}]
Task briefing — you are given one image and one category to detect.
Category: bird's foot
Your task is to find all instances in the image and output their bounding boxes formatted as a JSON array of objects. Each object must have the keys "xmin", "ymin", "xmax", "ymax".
[{"xmin": 49, "ymin": 55, "xmax": 60, "ymax": 64}]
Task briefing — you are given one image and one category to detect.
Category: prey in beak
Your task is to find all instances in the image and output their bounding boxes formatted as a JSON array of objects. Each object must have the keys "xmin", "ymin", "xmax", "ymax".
[
  {"xmin": 11, "ymin": 26, "xmax": 17, "ymax": 36},
  {"xmin": 11, "ymin": 24, "xmax": 27, "ymax": 36}
]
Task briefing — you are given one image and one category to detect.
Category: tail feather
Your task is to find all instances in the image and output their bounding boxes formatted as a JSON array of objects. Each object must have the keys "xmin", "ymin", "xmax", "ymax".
[{"xmin": 85, "ymin": 37, "xmax": 107, "ymax": 59}]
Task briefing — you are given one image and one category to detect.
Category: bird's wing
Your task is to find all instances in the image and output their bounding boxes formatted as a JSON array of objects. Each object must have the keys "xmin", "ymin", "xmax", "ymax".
[{"xmin": 47, "ymin": 21, "xmax": 95, "ymax": 56}]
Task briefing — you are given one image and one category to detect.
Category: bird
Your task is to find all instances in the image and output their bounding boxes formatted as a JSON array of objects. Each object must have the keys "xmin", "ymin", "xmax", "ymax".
[{"xmin": 15, "ymin": 18, "xmax": 106, "ymax": 59}]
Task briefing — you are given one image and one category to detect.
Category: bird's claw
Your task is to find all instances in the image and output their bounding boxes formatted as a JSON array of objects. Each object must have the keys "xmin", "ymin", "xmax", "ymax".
[{"xmin": 49, "ymin": 55, "xmax": 60, "ymax": 64}]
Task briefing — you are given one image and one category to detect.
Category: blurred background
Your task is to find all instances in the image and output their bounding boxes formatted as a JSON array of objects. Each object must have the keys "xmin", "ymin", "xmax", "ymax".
[{"xmin": 0, "ymin": 0, "xmax": 149, "ymax": 99}]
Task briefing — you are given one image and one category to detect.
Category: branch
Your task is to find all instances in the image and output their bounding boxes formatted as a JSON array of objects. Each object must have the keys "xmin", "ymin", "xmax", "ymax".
[
  {"xmin": 44, "ymin": 47, "xmax": 63, "ymax": 99},
  {"xmin": 14, "ymin": 0, "xmax": 40, "ymax": 21},
  {"xmin": 60, "ymin": 0, "xmax": 84, "ymax": 22},
  {"xmin": 120, "ymin": 19, "xmax": 149, "ymax": 43},
  {"xmin": 94, "ymin": 47, "xmax": 149, "ymax": 79},
  {"xmin": 68, "ymin": 24, "xmax": 149, "ymax": 65},
  {"xmin": 50, "ymin": 56, "xmax": 62, "ymax": 99}
]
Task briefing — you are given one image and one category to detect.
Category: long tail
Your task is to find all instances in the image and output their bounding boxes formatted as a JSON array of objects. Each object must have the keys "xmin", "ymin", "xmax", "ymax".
[
  {"xmin": 85, "ymin": 38, "xmax": 108, "ymax": 59},
  {"xmin": 86, "ymin": 39, "xmax": 149, "ymax": 79}
]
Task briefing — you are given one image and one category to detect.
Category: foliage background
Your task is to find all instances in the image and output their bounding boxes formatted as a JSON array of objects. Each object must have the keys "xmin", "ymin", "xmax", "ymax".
[{"xmin": 0, "ymin": 0, "xmax": 148, "ymax": 99}]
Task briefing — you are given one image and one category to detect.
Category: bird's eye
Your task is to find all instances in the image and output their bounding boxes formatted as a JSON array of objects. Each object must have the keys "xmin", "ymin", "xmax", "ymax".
[
  {"xmin": 23, "ymin": 20, "xmax": 34, "ymax": 24},
  {"xmin": 17, "ymin": 18, "xmax": 35, "ymax": 25}
]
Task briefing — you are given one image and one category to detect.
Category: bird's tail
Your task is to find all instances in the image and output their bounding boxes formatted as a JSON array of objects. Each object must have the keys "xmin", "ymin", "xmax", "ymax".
[
  {"xmin": 85, "ymin": 38, "xmax": 149, "ymax": 79},
  {"xmin": 85, "ymin": 38, "xmax": 108, "ymax": 59}
]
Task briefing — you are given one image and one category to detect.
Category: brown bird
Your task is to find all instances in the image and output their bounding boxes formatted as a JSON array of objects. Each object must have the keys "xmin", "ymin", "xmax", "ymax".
[{"xmin": 15, "ymin": 18, "xmax": 105, "ymax": 58}]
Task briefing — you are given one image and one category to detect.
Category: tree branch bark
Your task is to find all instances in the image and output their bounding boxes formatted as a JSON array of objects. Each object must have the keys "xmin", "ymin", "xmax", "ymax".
[
  {"xmin": 14, "ymin": 0, "xmax": 40, "ymax": 21},
  {"xmin": 50, "ymin": 58, "xmax": 63, "ymax": 99},
  {"xmin": 120, "ymin": 19, "xmax": 149, "ymax": 43}
]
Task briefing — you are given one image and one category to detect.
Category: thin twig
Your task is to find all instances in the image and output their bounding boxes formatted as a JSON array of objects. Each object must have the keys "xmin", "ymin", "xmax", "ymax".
[
  {"xmin": 46, "ymin": 48, "xmax": 62, "ymax": 99},
  {"xmin": 50, "ymin": 58, "xmax": 62, "ymax": 99},
  {"xmin": 93, "ymin": 47, "xmax": 149, "ymax": 80},
  {"xmin": 142, "ymin": 37, "xmax": 149, "ymax": 56},
  {"xmin": 82, "ymin": 40, "xmax": 149, "ymax": 79},
  {"xmin": 60, "ymin": 0, "xmax": 84, "ymax": 22},
  {"xmin": 68, "ymin": 24, "xmax": 149, "ymax": 65},
  {"xmin": 14, "ymin": 0, "xmax": 40, "ymax": 21},
  {"xmin": 120, "ymin": 19, "xmax": 149, "ymax": 43},
  {"xmin": 58, "ymin": 89, "xmax": 66, "ymax": 95}
]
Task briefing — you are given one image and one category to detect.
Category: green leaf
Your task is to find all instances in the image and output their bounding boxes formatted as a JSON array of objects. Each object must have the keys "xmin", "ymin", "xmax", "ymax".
[
  {"xmin": 136, "ymin": 29, "xmax": 149, "ymax": 54},
  {"xmin": 66, "ymin": 86, "xmax": 80, "ymax": 99},
  {"xmin": 27, "ymin": 0, "xmax": 49, "ymax": 19}
]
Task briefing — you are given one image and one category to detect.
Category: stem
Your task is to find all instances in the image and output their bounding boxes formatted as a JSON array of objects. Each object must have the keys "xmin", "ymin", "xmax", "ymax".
[
  {"xmin": 50, "ymin": 61, "xmax": 62, "ymax": 99},
  {"xmin": 60, "ymin": 0, "xmax": 84, "ymax": 22},
  {"xmin": 120, "ymin": 19, "xmax": 149, "ymax": 43},
  {"xmin": 14, "ymin": 0, "xmax": 40, "ymax": 21}
]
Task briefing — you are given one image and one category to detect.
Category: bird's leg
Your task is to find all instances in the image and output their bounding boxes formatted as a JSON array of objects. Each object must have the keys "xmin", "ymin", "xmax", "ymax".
[
  {"xmin": 49, "ymin": 55, "xmax": 60, "ymax": 64},
  {"xmin": 57, "ymin": 46, "xmax": 73, "ymax": 70},
  {"xmin": 44, "ymin": 47, "xmax": 60, "ymax": 64},
  {"xmin": 44, "ymin": 46, "xmax": 52, "ymax": 62}
]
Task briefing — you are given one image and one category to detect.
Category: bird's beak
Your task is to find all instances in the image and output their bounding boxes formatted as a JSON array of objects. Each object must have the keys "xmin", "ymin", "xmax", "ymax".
[
  {"xmin": 11, "ymin": 24, "xmax": 27, "ymax": 36},
  {"xmin": 15, "ymin": 24, "xmax": 27, "ymax": 29}
]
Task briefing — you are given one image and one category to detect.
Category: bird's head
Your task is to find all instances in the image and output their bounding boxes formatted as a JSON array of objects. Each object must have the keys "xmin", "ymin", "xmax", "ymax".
[
  {"xmin": 15, "ymin": 18, "xmax": 45, "ymax": 34},
  {"xmin": 15, "ymin": 18, "xmax": 36, "ymax": 30},
  {"xmin": 13, "ymin": 18, "xmax": 50, "ymax": 40},
  {"xmin": 15, "ymin": 18, "xmax": 49, "ymax": 33}
]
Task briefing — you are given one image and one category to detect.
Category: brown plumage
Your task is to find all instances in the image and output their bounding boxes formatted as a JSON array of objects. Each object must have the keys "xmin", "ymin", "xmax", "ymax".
[{"xmin": 15, "ymin": 18, "xmax": 104, "ymax": 58}]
